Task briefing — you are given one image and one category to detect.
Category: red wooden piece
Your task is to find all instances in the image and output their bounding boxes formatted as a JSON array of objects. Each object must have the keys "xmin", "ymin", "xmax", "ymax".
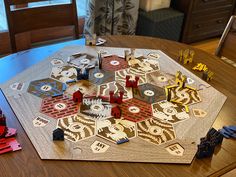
[
  {"xmin": 111, "ymin": 106, "xmax": 122, "ymax": 119},
  {"xmin": 0, "ymin": 114, "xmax": 6, "ymax": 126},
  {"xmin": 125, "ymin": 75, "xmax": 139, "ymax": 88},
  {"xmin": 0, "ymin": 125, "xmax": 7, "ymax": 138},
  {"xmin": 109, "ymin": 91, "xmax": 124, "ymax": 104},
  {"xmin": 73, "ymin": 90, "xmax": 83, "ymax": 103},
  {"xmin": 0, "ymin": 138, "xmax": 22, "ymax": 154}
]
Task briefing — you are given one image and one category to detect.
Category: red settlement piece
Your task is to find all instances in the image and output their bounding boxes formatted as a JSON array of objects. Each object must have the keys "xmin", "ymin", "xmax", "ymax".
[
  {"xmin": 73, "ymin": 90, "xmax": 83, "ymax": 103},
  {"xmin": 125, "ymin": 75, "xmax": 139, "ymax": 88},
  {"xmin": 111, "ymin": 106, "xmax": 122, "ymax": 119},
  {"xmin": 109, "ymin": 91, "xmax": 124, "ymax": 104}
]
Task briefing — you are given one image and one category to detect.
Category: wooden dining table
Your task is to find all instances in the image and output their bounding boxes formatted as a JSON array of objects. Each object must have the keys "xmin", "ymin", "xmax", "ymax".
[{"xmin": 0, "ymin": 35, "xmax": 236, "ymax": 177}]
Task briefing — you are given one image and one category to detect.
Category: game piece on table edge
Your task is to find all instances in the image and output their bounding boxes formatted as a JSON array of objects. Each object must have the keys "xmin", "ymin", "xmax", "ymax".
[
  {"xmin": 202, "ymin": 70, "xmax": 214, "ymax": 82},
  {"xmin": 53, "ymin": 128, "xmax": 64, "ymax": 141},
  {"xmin": 178, "ymin": 49, "xmax": 194, "ymax": 64},
  {"xmin": 196, "ymin": 128, "xmax": 223, "ymax": 159},
  {"xmin": 111, "ymin": 106, "xmax": 122, "ymax": 119},
  {"xmin": 0, "ymin": 138, "xmax": 22, "ymax": 155},
  {"xmin": 192, "ymin": 63, "xmax": 208, "ymax": 71},
  {"xmin": 109, "ymin": 91, "xmax": 124, "ymax": 104},
  {"xmin": 73, "ymin": 90, "xmax": 83, "ymax": 103},
  {"xmin": 124, "ymin": 49, "xmax": 135, "ymax": 61},
  {"xmin": 0, "ymin": 108, "xmax": 21, "ymax": 155},
  {"xmin": 85, "ymin": 34, "xmax": 97, "ymax": 46},
  {"xmin": 219, "ymin": 125, "xmax": 236, "ymax": 139},
  {"xmin": 125, "ymin": 75, "xmax": 139, "ymax": 88}
]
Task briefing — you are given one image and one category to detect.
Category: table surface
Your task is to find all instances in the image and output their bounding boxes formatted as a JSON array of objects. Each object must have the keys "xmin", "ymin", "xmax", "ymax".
[{"xmin": 0, "ymin": 36, "xmax": 236, "ymax": 177}]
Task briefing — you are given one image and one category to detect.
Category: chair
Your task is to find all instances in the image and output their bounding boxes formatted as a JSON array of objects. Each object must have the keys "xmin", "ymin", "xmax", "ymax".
[
  {"xmin": 4, "ymin": 0, "xmax": 79, "ymax": 53},
  {"xmin": 215, "ymin": 16, "xmax": 236, "ymax": 65}
]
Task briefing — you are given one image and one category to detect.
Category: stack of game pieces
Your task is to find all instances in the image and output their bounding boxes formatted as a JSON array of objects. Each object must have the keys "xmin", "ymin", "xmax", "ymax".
[
  {"xmin": 196, "ymin": 128, "xmax": 223, "ymax": 159},
  {"xmin": 0, "ymin": 108, "xmax": 21, "ymax": 155},
  {"xmin": 219, "ymin": 126, "xmax": 236, "ymax": 139}
]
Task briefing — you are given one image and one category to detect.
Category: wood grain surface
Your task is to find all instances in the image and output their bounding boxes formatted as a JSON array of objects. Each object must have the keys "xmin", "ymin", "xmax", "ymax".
[{"xmin": 0, "ymin": 36, "xmax": 236, "ymax": 177}]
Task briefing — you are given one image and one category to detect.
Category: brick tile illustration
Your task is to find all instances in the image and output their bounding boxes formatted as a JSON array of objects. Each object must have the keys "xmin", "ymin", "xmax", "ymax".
[
  {"xmin": 133, "ymin": 83, "xmax": 166, "ymax": 104},
  {"xmin": 57, "ymin": 114, "xmax": 95, "ymax": 142},
  {"xmin": 40, "ymin": 95, "xmax": 79, "ymax": 119},
  {"xmin": 27, "ymin": 78, "xmax": 66, "ymax": 98},
  {"xmin": 96, "ymin": 118, "xmax": 136, "ymax": 144},
  {"xmin": 120, "ymin": 98, "xmax": 152, "ymax": 122},
  {"xmin": 51, "ymin": 65, "xmax": 77, "ymax": 83},
  {"xmin": 152, "ymin": 100, "xmax": 190, "ymax": 124},
  {"xmin": 137, "ymin": 118, "xmax": 176, "ymax": 145},
  {"xmin": 102, "ymin": 55, "xmax": 128, "ymax": 71}
]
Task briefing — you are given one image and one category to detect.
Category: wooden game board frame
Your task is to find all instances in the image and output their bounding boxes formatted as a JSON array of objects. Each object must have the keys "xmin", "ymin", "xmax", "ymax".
[{"xmin": 0, "ymin": 46, "xmax": 226, "ymax": 164}]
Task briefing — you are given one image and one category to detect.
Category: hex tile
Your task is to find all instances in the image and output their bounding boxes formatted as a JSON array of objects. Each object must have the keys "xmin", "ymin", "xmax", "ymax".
[
  {"xmin": 96, "ymin": 118, "xmax": 136, "ymax": 144},
  {"xmin": 133, "ymin": 83, "xmax": 166, "ymax": 104},
  {"xmin": 98, "ymin": 81, "xmax": 133, "ymax": 100},
  {"xmin": 166, "ymin": 85, "xmax": 201, "ymax": 105},
  {"xmin": 128, "ymin": 56, "xmax": 160, "ymax": 73},
  {"xmin": 80, "ymin": 96, "xmax": 112, "ymax": 120},
  {"xmin": 146, "ymin": 71, "xmax": 175, "ymax": 88},
  {"xmin": 64, "ymin": 80, "xmax": 97, "ymax": 97},
  {"xmin": 40, "ymin": 95, "xmax": 79, "ymax": 119},
  {"xmin": 102, "ymin": 55, "xmax": 128, "ymax": 72},
  {"xmin": 27, "ymin": 78, "xmax": 66, "ymax": 98},
  {"xmin": 119, "ymin": 98, "xmax": 152, "ymax": 122},
  {"xmin": 115, "ymin": 68, "xmax": 147, "ymax": 86},
  {"xmin": 57, "ymin": 114, "xmax": 95, "ymax": 142},
  {"xmin": 89, "ymin": 67, "xmax": 115, "ymax": 85},
  {"xmin": 50, "ymin": 65, "xmax": 77, "ymax": 83},
  {"xmin": 137, "ymin": 118, "xmax": 176, "ymax": 145},
  {"xmin": 68, "ymin": 53, "xmax": 97, "ymax": 69},
  {"xmin": 152, "ymin": 100, "xmax": 190, "ymax": 124}
]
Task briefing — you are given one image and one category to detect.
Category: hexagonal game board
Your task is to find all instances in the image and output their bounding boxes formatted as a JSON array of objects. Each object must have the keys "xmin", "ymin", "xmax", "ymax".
[{"xmin": 0, "ymin": 46, "xmax": 226, "ymax": 164}]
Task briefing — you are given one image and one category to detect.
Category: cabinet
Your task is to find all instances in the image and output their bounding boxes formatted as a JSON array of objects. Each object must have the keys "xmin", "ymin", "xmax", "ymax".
[{"xmin": 174, "ymin": 0, "xmax": 236, "ymax": 43}]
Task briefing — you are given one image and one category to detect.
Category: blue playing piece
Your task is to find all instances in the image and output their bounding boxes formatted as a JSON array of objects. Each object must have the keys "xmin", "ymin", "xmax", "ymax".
[
  {"xmin": 219, "ymin": 125, "xmax": 236, "ymax": 139},
  {"xmin": 223, "ymin": 125, "xmax": 236, "ymax": 132},
  {"xmin": 219, "ymin": 129, "xmax": 232, "ymax": 139},
  {"xmin": 116, "ymin": 138, "xmax": 129, "ymax": 145}
]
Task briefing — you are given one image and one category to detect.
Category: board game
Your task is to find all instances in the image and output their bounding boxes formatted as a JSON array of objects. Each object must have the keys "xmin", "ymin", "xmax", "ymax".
[{"xmin": 0, "ymin": 46, "xmax": 226, "ymax": 163}]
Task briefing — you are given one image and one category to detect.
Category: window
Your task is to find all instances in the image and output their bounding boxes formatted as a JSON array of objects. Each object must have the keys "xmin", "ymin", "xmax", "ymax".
[
  {"xmin": 0, "ymin": 0, "xmax": 87, "ymax": 31},
  {"xmin": 0, "ymin": 0, "xmax": 7, "ymax": 30}
]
